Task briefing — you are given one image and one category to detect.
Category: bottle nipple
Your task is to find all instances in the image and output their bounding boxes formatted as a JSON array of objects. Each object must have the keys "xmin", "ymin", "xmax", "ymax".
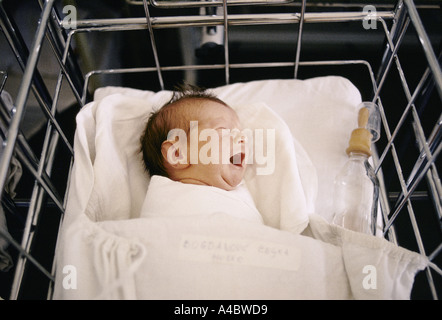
[
  {"xmin": 358, "ymin": 107, "xmax": 369, "ymax": 128},
  {"xmin": 346, "ymin": 107, "xmax": 373, "ymax": 156}
]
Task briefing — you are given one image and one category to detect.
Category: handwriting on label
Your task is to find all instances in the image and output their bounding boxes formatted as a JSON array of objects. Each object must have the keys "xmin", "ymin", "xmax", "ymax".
[{"xmin": 179, "ymin": 234, "xmax": 300, "ymax": 271}]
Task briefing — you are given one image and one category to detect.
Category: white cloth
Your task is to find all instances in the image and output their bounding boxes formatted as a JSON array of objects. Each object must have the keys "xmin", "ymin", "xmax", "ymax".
[
  {"xmin": 304, "ymin": 215, "xmax": 428, "ymax": 299},
  {"xmin": 94, "ymin": 76, "xmax": 362, "ymax": 222},
  {"xmin": 235, "ymin": 101, "xmax": 312, "ymax": 233},
  {"xmin": 66, "ymin": 89, "xmax": 312, "ymax": 233},
  {"xmin": 210, "ymin": 77, "xmax": 362, "ymax": 221},
  {"xmin": 141, "ymin": 175, "xmax": 263, "ymax": 225},
  {"xmin": 64, "ymin": 94, "xmax": 150, "ymax": 225},
  {"xmin": 53, "ymin": 212, "xmax": 428, "ymax": 300},
  {"xmin": 53, "ymin": 77, "xmax": 428, "ymax": 300}
]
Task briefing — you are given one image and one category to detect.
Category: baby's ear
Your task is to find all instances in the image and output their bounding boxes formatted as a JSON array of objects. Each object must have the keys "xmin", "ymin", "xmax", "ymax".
[{"xmin": 161, "ymin": 140, "xmax": 189, "ymax": 170}]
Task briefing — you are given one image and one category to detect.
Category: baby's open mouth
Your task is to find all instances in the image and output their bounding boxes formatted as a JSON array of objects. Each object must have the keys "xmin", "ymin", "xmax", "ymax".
[{"xmin": 230, "ymin": 152, "xmax": 245, "ymax": 167}]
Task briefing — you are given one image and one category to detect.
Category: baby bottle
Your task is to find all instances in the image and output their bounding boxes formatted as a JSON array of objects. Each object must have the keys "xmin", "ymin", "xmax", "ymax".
[{"xmin": 332, "ymin": 106, "xmax": 380, "ymax": 235}]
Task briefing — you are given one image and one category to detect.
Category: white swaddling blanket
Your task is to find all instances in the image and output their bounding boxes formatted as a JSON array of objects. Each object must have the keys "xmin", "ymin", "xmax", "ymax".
[
  {"xmin": 53, "ymin": 77, "xmax": 428, "ymax": 300},
  {"xmin": 141, "ymin": 176, "xmax": 264, "ymax": 224}
]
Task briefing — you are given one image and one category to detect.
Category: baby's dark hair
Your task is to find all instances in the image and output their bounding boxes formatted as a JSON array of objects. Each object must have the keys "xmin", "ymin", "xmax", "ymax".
[{"xmin": 140, "ymin": 84, "xmax": 228, "ymax": 177}]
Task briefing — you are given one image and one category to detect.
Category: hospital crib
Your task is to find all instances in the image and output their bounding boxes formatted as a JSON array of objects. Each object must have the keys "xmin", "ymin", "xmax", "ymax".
[{"xmin": 0, "ymin": 0, "xmax": 440, "ymax": 299}]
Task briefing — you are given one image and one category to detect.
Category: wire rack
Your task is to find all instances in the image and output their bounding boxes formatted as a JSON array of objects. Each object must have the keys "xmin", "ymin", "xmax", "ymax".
[{"xmin": 0, "ymin": 0, "xmax": 440, "ymax": 299}]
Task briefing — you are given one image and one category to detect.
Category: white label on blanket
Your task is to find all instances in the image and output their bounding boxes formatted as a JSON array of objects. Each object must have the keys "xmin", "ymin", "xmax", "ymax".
[{"xmin": 179, "ymin": 235, "xmax": 300, "ymax": 271}]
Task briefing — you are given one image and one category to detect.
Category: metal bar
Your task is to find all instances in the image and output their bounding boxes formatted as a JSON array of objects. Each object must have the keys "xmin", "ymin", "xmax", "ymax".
[
  {"xmin": 7, "ymin": 2, "xmax": 78, "ymax": 299},
  {"xmin": 427, "ymin": 161, "xmax": 442, "ymax": 220},
  {"xmin": 374, "ymin": 18, "xmax": 441, "ymax": 255},
  {"xmin": 47, "ymin": 2, "xmax": 85, "ymax": 97},
  {"xmin": 0, "ymin": 228, "xmax": 54, "ymax": 282},
  {"xmin": 35, "ymin": 0, "xmax": 84, "ymax": 97},
  {"xmin": 148, "ymin": 0, "xmax": 295, "ymax": 8},
  {"xmin": 294, "ymin": 0, "xmax": 306, "ymax": 79},
  {"xmin": 9, "ymin": 132, "xmax": 64, "ymax": 300},
  {"xmin": 0, "ymin": 2, "xmax": 54, "ymax": 129},
  {"xmin": 127, "ymin": 0, "xmax": 439, "ymax": 9},
  {"xmin": 377, "ymin": 0, "xmax": 441, "ymax": 299},
  {"xmin": 374, "ymin": 4, "xmax": 441, "ymax": 259},
  {"xmin": 429, "ymin": 244, "xmax": 442, "ymax": 263},
  {"xmin": 0, "ymin": 0, "xmax": 55, "ymax": 205},
  {"xmin": 388, "ymin": 190, "xmax": 429, "ymax": 201},
  {"xmin": 372, "ymin": 147, "xmax": 398, "ymax": 243},
  {"xmin": 12, "ymin": 125, "xmax": 64, "ymax": 300},
  {"xmin": 83, "ymin": 59, "xmax": 374, "ymax": 75},
  {"xmin": 0, "ymin": 5, "xmax": 74, "ymax": 160},
  {"xmin": 0, "ymin": 98, "xmax": 64, "ymax": 297},
  {"xmin": 43, "ymin": 28, "xmax": 84, "ymax": 108},
  {"xmin": 222, "ymin": 0, "xmax": 230, "ymax": 84},
  {"xmin": 372, "ymin": 16, "xmax": 410, "ymax": 105},
  {"xmin": 384, "ymin": 142, "xmax": 442, "ymax": 232},
  {"xmin": 81, "ymin": 59, "xmax": 375, "ymax": 102},
  {"xmin": 404, "ymin": 0, "xmax": 442, "ymax": 101},
  {"xmin": 375, "ymin": 0, "xmax": 407, "ymax": 85},
  {"xmin": 0, "ymin": 6, "xmax": 72, "ymax": 299},
  {"xmin": 405, "ymin": 112, "xmax": 441, "ymax": 189},
  {"xmin": 375, "ymin": 66, "xmax": 431, "ymax": 172},
  {"xmin": 369, "ymin": 5, "xmax": 415, "ymax": 240},
  {"xmin": 0, "ymin": 71, "xmax": 7, "ymax": 93},
  {"xmin": 3, "ymin": 0, "xmax": 57, "ymax": 300},
  {"xmin": 63, "ymin": 11, "xmax": 396, "ymax": 29},
  {"xmin": 413, "ymin": 118, "xmax": 442, "ymax": 218},
  {"xmin": 143, "ymin": 0, "xmax": 164, "ymax": 90},
  {"xmin": 0, "ymin": 98, "xmax": 63, "ymax": 211},
  {"xmin": 48, "ymin": 156, "xmax": 75, "ymax": 299},
  {"xmin": 394, "ymin": 116, "xmax": 441, "ymax": 221},
  {"xmin": 13, "ymin": 144, "xmax": 64, "ymax": 212},
  {"xmin": 358, "ymin": 52, "xmax": 399, "ymax": 243}
]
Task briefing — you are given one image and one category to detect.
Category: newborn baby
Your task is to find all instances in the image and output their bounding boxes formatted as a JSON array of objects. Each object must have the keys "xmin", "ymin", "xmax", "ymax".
[{"xmin": 139, "ymin": 85, "xmax": 263, "ymax": 224}]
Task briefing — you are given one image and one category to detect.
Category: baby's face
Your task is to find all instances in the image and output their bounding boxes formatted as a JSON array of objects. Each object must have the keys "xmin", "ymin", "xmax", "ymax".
[{"xmin": 186, "ymin": 101, "xmax": 247, "ymax": 191}]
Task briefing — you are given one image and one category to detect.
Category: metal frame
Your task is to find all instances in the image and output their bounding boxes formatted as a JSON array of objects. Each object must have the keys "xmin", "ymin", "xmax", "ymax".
[{"xmin": 0, "ymin": 0, "xmax": 440, "ymax": 299}]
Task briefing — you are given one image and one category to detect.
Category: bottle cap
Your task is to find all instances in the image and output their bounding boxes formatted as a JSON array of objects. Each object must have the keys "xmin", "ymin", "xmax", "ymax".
[{"xmin": 346, "ymin": 128, "xmax": 372, "ymax": 156}]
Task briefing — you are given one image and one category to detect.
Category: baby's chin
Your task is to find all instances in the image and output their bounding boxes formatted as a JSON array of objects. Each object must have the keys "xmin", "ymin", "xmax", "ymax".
[
  {"xmin": 219, "ymin": 171, "xmax": 245, "ymax": 191},
  {"xmin": 220, "ymin": 183, "xmax": 240, "ymax": 191}
]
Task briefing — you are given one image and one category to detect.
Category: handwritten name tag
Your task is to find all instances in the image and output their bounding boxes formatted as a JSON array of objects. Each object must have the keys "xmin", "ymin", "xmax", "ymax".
[{"xmin": 179, "ymin": 234, "xmax": 301, "ymax": 271}]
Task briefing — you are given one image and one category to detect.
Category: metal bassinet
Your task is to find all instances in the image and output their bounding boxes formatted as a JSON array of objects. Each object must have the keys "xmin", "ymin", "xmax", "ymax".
[{"xmin": 0, "ymin": 0, "xmax": 440, "ymax": 299}]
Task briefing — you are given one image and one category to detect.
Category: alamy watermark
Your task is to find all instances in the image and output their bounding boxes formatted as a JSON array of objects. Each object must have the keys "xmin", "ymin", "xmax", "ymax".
[
  {"xmin": 362, "ymin": 264, "xmax": 377, "ymax": 290},
  {"xmin": 362, "ymin": 5, "xmax": 378, "ymax": 30},
  {"xmin": 62, "ymin": 264, "xmax": 77, "ymax": 290},
  {"xmin": 62, "ymin": 5, "xmax": 77, "ymax": 29},
  {"xmin": 166, "ymin": 122, "xmax": 276, "ymax": 175}
]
